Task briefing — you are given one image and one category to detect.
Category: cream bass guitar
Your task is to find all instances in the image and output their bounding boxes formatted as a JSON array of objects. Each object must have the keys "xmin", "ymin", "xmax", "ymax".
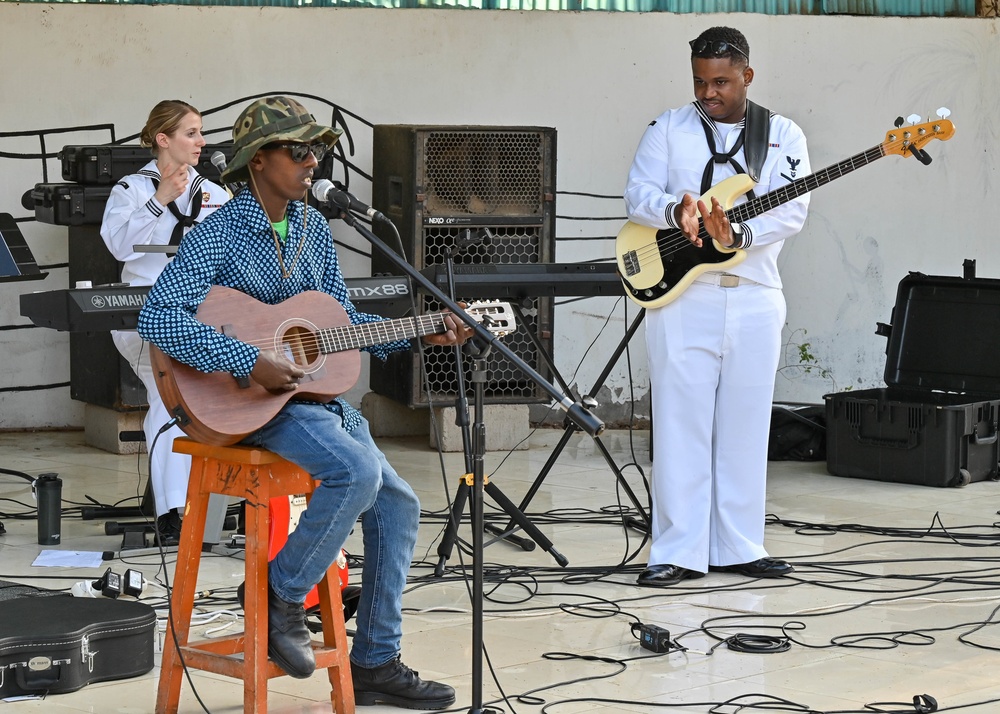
[{"xmin": 616, "ymin": 114, "xmax": 955, "ymax": 309}]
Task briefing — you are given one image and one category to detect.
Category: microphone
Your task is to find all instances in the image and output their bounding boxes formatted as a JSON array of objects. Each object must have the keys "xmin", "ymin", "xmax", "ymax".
[
  {"xmin": 210, "ymin": 151, "xmax": 227, "ymax": 177},
  {"xmin": 209, "ymin": 151, "xmax": 244, "ymax": 196},
  {"xmin": 312, "ymin": 179, "xmax": 388, "ymax": 224}
]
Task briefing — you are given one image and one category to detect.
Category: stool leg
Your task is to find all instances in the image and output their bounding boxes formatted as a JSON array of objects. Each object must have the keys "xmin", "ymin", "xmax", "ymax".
[
  {"xmin": 156, "ymin": 460, "xmax": 212, "ymax": 714},
  {"xmin": 317, "ymin": 570, "xmax": 355, "ymax": 714},
  {"xmin": 244, "ymin": 464, "xmax": 271, "ymax": 713}
]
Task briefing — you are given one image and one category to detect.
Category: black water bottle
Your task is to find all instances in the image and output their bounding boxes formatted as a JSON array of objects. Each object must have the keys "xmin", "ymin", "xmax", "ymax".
[{"xmin": 35, "ymin": 472, "xmax": 62, "ymax": 546}]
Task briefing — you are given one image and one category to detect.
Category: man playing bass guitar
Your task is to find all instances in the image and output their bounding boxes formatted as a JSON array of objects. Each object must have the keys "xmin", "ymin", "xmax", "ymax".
[{"xmin": 624, "ymin": 26, "xmax": 810, "ymax": 587}]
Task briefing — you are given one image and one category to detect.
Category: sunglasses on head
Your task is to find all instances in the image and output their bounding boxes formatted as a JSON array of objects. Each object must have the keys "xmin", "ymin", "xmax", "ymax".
[
  {"xmin": 689, "ymin": 38, "xmax": 749, "ymax": 62},
  {"xmin": 265, "ymin": 142, "xmax": 328, "ymax": 163}
]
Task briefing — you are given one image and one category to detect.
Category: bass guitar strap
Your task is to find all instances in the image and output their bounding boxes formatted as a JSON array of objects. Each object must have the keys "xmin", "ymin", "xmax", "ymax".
[{"xmin": 698, "ymin": 100, "xmax": 771, "ymax": 200}]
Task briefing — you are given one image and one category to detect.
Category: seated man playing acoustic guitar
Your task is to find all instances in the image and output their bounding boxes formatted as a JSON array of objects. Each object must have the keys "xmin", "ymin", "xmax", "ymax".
[{"xmin": 137, "ymin": 96, "xmax": 469, "ymax": 709}]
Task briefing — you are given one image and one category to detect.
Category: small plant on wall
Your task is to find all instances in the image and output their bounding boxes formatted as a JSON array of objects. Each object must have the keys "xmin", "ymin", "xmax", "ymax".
[{"xmin": 778, "ymin": 328, "xmax": 843, "ymax": 392}]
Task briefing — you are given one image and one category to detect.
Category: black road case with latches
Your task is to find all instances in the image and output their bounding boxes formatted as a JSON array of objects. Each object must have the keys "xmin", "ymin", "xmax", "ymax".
[
  {"xmin": 30, "ymin": 183, "xmax": 112, "ymax": 226},
  {"xmin": 59, "ymin": 143, "xmax": 237, "ymax": 185},
  {"xmin": 824, "ymin": 263, "xmax": 1000, "ymax": 487}
]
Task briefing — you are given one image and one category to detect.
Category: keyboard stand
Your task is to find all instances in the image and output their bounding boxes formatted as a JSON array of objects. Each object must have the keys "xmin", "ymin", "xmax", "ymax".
[{"xmin": 484, "ymin": 306, "xmax": 650, "ymax": 546}]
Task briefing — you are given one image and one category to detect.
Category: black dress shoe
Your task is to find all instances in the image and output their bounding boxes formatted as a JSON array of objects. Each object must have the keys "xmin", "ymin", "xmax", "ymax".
[
  {"xmin": 155, "ymin": 509, "xmax": 182, "ymax": 547},
  {"xmin": 636, "ymin": 564, "xmax": 705, "ymax": 587},
  {"xmin": 351, "ymin": 655, "xmax": 456, "ymax": 709},
  {"xmin": 266, "ymin": 583, "xmax": 316, "ymax": 679},
  {"xmin": 709, "ymin": 557, "xmax": 794, "ymax": 578}
]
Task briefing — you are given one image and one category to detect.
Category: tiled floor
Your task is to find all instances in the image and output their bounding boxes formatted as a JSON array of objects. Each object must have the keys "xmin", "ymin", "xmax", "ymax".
[{"xmin": 2, "ymin": 427, "xmax": 1000, "ymax": 713}]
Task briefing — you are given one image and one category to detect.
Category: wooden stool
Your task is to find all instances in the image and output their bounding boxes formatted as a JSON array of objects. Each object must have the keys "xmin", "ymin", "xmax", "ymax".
[{"xmin": 155, "ymin": 438, "xmax": 354, "ymax": 714}]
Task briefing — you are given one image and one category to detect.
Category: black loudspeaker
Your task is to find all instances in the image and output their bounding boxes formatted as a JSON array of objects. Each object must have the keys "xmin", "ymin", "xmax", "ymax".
[
  {"xmin": 68, "ymin": 225, "xmax": 146, "ymax": 410},
  {"xmin": 369, "ymin": 125, "xmax": 556, "ymax": 407}
]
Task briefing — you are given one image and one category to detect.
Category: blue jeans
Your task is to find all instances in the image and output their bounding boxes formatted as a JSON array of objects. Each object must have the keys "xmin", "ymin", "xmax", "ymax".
[{"xmin": 241, "ymin": 401, "xmax": 420, "ymax": 668}]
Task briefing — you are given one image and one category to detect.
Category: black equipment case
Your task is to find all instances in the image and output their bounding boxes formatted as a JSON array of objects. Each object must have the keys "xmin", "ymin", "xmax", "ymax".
[
  {"xmin": 0, "ymin": 596, "xmax": 155, "ymax": 697},
  {"xmin": 29, "ymin": 183, "xmax": 112, "ymax": 226},
  {"xmin": 59, "ymin": 143, "xmax": 237, "ymax": 185},
  {"xmin": 59, "ymin": 145, "xmax": 151, "ymax": 185},
  {"xmin": 824, "ymin": 263, "xmax": 1000, "ymax": 488}
]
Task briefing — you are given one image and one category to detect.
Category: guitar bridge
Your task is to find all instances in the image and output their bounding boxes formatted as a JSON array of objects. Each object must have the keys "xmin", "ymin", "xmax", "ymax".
[{"xmin": 622, "ymin": 250, "xmax": 640, "ymax": 277}]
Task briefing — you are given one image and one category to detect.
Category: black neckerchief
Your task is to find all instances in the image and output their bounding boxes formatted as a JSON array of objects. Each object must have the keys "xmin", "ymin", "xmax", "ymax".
[
  {"xmin": 148, "ymin": 172, "xmax": 205, "ymax": 246},
  {"xmin": 695, "ymin": 100, "xmax": 770, "ymax": 200}
]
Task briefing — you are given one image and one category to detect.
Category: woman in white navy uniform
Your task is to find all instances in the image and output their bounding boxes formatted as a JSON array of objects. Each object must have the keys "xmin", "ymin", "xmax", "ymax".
[
  {"xmin": 101, "ymin": 100, "xmax": 230, "ymax": 544},
  {"xmin": 624, "ymin": 27, "xmax": 810, "ymax": 587}
]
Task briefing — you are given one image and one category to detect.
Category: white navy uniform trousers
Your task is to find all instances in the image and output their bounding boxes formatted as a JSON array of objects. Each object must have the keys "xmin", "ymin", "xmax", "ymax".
[
  {"xmin": 101, "ymin": 161, "xmax": 229, "ymax": 516},
  {"xmin": 645, "ymin": 280, "xmax": 785, "ymax": 569},
  {"xmin": 625, "ymin": 102, "xmax": 810, "ymax": 570}
]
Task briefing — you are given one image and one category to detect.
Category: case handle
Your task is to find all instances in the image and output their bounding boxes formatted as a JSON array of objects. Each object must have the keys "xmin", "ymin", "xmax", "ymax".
[
  {"xmin": 14, "ymin": 665, "xmax": 62, "ymax": 691},
  {"xmin": 850, "ymin": 426, "xmax": 920, "ymax": 450},
  {"xmin": 972, "ymin": 427, "xmax": 998, "ymax": 446}
]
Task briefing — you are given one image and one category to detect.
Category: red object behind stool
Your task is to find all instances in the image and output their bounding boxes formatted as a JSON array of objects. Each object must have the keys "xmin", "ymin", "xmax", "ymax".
[{"xmin": 268, "ymin": 494, "xmax": 349, "ymax": 610}]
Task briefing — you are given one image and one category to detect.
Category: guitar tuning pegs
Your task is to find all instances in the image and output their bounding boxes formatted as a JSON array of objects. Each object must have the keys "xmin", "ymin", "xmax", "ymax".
[
  {"xmin": 937, "ymin": 107, "xmax": 951, "ymax": 119},
  {"xmin": 906, "ymin": 114, "xmax": 922, "ymax": 125},
  {"xmin": 894, "ymin": 116, "xmax": 905, "ymax": 128}
]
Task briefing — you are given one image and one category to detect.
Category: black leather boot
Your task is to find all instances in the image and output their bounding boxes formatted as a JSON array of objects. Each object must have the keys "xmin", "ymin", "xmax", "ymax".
[
  {"xmin": 351, "ymin": 655, "xmax": 455, "ymax": 709},
  {"xmin": 265, "ymin": 583, "xmax": 315, "ymax": 679}
]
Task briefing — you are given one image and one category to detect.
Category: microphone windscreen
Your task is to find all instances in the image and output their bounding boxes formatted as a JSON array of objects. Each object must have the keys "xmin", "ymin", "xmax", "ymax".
[{"xmin": 312, "ymin": 179, "xmax": 334, "ymax": 202}]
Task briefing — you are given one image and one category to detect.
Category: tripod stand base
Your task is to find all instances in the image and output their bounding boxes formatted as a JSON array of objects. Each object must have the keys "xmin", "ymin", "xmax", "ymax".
[{"xmin": 483, "ymin": 522, "xmax": 535, "ymax": 551}]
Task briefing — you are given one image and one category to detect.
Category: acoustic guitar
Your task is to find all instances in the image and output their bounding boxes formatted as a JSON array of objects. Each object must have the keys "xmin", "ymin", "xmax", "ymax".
[
  {"xmin": 150, "ymin": 286, "xmax": 516, "ymax": 446},
  {"xmin": 616, "ymin": 114, "xmax": 955, "ymax": 309}
]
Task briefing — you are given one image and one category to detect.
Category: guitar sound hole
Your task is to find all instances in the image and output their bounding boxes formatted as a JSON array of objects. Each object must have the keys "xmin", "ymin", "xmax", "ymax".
[{"xmin": 280, "ymin": 327, "xmax": 320, "ymax": 367}]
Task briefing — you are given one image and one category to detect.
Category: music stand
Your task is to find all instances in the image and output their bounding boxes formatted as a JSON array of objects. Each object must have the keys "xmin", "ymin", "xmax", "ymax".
[
  {"xmin": 1, "ymin": 213, "xmax": 48, "ymax": 537},
  {"xmin": 0, "ymin": 213, "xmax": 47, "ymax": 283}
]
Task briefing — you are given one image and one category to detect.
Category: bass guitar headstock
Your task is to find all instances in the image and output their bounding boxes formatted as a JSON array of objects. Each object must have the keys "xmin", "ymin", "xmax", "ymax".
[{"xmin": 884, "ymin": 108, "xmax": 955, "ymax": 164}]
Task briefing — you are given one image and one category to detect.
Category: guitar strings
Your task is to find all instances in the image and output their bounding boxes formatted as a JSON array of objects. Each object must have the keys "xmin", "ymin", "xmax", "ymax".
[
  {"xmin": 200, "ymin": 312, "xmax": 456, "ymax": 356},
  {"xmin": 187, "ymin": 305, "xmax": 506, "ymax": 357}
]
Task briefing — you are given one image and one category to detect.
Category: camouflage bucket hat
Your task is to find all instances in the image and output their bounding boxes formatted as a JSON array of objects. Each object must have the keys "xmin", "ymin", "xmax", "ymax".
[{"xmin": 221, "ymin": 96, "xmax": 343, "ymax": 183}]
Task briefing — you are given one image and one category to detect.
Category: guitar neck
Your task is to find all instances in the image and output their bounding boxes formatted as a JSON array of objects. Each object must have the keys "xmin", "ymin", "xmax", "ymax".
[
  {"xmin": 726, "ymin": 143, "xmax": 886, "ymax": 225},
  {"xmin": 316, "ymin": 313, "xmax": 450, "ymax": 354}
]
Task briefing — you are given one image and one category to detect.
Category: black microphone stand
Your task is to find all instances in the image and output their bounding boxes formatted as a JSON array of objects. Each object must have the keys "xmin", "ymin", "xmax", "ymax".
[
  {"xmin": 434, "ymin": 231, "xmax": 568, "ymax": 578},
  {"xmin": 328, "ymin": 209, "xmax": 603, "ymax": 714}
]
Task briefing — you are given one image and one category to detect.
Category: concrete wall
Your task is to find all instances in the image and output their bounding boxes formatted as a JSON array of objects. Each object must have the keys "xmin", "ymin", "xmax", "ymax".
[{"xmin": 1, "ymin": 6, "xmax": 996, "ymax": 429}]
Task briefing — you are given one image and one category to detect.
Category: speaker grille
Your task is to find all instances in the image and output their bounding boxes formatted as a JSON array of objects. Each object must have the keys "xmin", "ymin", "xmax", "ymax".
[
  {"xmin": 420, "ymin": 225, "xmax": 546, "ymax": 402},
  {"xmin": 423, "ymin": 131, "xmax": 546, "ymax": 217}
]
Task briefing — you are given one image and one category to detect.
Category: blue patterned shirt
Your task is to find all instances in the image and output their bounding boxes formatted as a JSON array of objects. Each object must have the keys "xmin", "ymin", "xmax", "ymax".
[{"xmin": 136, "ymin": 189, "xmax": 411, "ymax": 432}]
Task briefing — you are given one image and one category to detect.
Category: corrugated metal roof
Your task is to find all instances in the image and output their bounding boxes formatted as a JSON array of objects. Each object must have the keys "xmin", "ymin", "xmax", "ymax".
[{"xmin": 11, "ymin": 0, "xmax": 976, "ymax": 14}]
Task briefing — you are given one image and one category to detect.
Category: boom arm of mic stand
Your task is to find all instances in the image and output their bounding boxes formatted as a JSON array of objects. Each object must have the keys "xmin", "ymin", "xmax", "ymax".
[{"xmin": 332, "ymin": 210, "xmax": 605, "ymax": 438}]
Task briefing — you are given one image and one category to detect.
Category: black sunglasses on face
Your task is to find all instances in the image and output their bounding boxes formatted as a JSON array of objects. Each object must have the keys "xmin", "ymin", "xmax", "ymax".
[
  {"xmin": 265, "ymin": 142, "xmax": 328, "ymax": 163},
  {"xmin": 689, "ymin": 38, "xmax": 749, "ymax": 62}
]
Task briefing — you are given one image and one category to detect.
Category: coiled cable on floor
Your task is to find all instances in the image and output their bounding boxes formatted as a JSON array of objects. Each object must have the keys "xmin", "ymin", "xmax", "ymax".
[{"xmin": 724, "ymin": 633, "xmax": 791, "ymax": 653}]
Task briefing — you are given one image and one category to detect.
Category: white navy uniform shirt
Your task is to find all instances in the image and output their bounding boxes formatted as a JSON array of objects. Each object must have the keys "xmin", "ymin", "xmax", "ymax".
[
  {"xmin": 101, "ymin": 159, "xmax": 229, "ymax": 287},
  {"xmin": 625, "ymin": 101, "xmax": 810, "ymax": 289}
]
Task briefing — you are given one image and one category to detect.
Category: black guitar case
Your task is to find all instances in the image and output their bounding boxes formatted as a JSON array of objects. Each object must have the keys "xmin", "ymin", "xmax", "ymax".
[{"xmin": 0, "ymin": 596, "xmax": 155, "ymax": 698}]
